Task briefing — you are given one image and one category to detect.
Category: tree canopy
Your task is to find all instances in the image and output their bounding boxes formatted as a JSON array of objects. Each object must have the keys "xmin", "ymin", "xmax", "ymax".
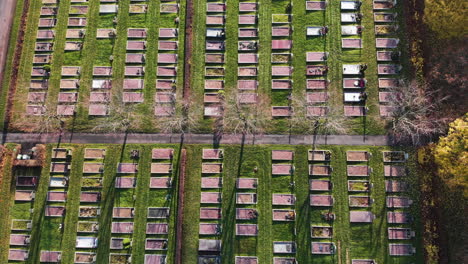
[
  {"xmin": 432, "ymin": 114, "xmax": 468, "ymax": 197},
  {"xmin": 424, "ymin": 0, "xmax": 468, "ymax": 39}
]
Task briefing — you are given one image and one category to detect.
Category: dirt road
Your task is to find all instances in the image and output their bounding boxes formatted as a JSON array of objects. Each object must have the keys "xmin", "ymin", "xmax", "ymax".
[{"xmin": 0, "ymin": 0, "xmax": 17, "ymax": 88}]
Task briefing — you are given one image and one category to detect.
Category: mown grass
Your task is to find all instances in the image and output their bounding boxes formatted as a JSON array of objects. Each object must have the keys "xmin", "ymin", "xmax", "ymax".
[
  {"xmin": 0, "ymin": 144, "xmax": 20, "ymax": 263},
  {"xmin": 0, "ymin": 143, "xmax": 422, "ymax": 263},
  {"xmin": 0, "ymin": 0, "xmax": 25, "ymax": 130},
  {"xmin": 180, "ymin": 144, "xmax": 423, "ymax": 264},
  {"xmin": 0, "ymin": 0, "xmax": 412, "ymax": 135}
]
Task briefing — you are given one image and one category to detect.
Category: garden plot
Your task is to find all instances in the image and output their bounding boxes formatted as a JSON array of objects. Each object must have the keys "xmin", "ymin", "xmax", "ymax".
[
  {"xmin": 311, "ymin": 242, "xmax": 335, "ymax": 255},
  {"xmin": 344, "ymin": 106, "xmax": 367, "ymax": 116},
  {"xmin": 66, "ymin": 29, "xmax": 86, "ymax": 39},
  {"xmin": 99, "ymin": 4, "xmax": 118, "ymax": 13},
  {"xmin": 93, "ymin": 66, "xmax": 112, "ymax": 76},
  {"xmin": 127, "ymin": 41, "xmax": 147, "ymax": 50},
  {"xmin": 115, "ymin": 177, "xmax": 137, "ymax": 188},
  {"xmin": 310, "ymin": 195, "xmax": 334, "ymax": 207},
  {"xmin": 15, "ymin": 190, "xmax": 36, "ymax": 201},
  {"xmin": 65, "ymin": 41, "xmax": 83, "ymax": 51},
  {"xmin": 378, "ymin": 78, "xmax": 400, "ymax": 88},
  {"xmin": 343, "ymin": 78, "xmax": 366, "ymax": 88},
  {"xmin": 386, "ymin": 196, "xmax": 412, "ymax": 208},
  {"xmin": 157, "ymin": 79, "xmax": 176, "ymax": 89},
  {"xmin": 45, "ymin": 205, "xmax": 66, "ymax": 217},
  {"xmin": 272, "ymin": 79, "xmax": 292, "ymax": 90},
  {"xmin": 342, "ymin": 38, "xmax": 363, "ymax": 48},
  {"xmin": 376, "ymin": 38, "xmax": 399, "ymax": 48},
  {"xmin": 236, "ymin": 256, "xmax": 258, "ymax": 264},
  {"xmin": 68, "ymin": 17, "xmax": 87, "ymax": 27},
  {"xmin": 27, "ymin": 92, "xmax": 46, "ymax": 103},
  {"xmin": 199, "ymin": 223, "xmax": 221, "ymax": 235},
  {"xmin": 385, "ymin": 180, "xmax": 408, "ymax": 192},
  {"xmin": 306, "ymin": 52, "xmax": 328, "ymax": 62},
  {"xmin": 58, "ymin": 92, "xmax": 78, "ymax": 103},
  {"xmin": 8, "ymin": 249, "xmax": 29, "ymax": 261},
  {"xmin": 272, "ymin": 27, "xmax": 291, "ymax": 37},
  {"xmin": 239, "ymin": 28, "xmax": 258, "ymax": 38},
  {"xmin": 389, "ymin": 244, "xmax": 416, "ymax": 256},
  {"xmin": 311, "ymin": 226, "xmax": 333, "ymax": 238},
  {"xmin": 307, "ymin": 79, "xmax": 329, "ymax": 90},
  {"xmin": 347, "ymin": 165, "xmax": 372, "ymax": 176},
  {"xmin": 129, "ymin": 4, "xmax": 148, "ymax": 13},
  {"xmin": 341, "ymin": 13, "xmax": 362, "ymax": 23},
  {"xmin": 306, "ymin": 26, "xmax": 328, "ymax": 36},
  {"xmin": 307, "ymin": 107, "xmax": 328, "ymax": 117},
  {"xmin": 387, "ymin": 211, "xmax": 412, "ymax": 224},
  {"xmin": 378, "ymin": 64, "xmax": 401, "ymax": 75},
  {"xmin": 388, "ymin": 228, "xmax": 415, "ymax": 240},
  {"xmin": 69, "ymin": 5, "xmax": 88, "ymax": 15},
  {"xmin": 74, "ymin": 252, "xmax": 96, "ymax": 263},
  {"xmin": 349, "ymin": 196, "xmax": 373, "ymax": 207},
  {"xmin": 160, "ymin": 4, "xmax": 179, "ymax": 13},
  {"xmin": 157, "ymin": 66, "xmax": 177, "ymax": 76},
  {"xmin": 60, "ymin": 79, "xmax": 80, "ymax": 89},
  {"xmin": 96, "ymin": 28, "xmax": 116, "ymax": 38},
  {"xmin": 33, "ymin": 54, "xmax": 52, "ymax": 64},
  {"xmin": 341, "ymin": 1, "xmax": 362, "ymax": 10},
  {"xmin": 238, "ymin": 53, "xmax": 258, "ymax": 64},
  {"xmin": 236, "ymin": 224, "xmax": 258, "ymax": 236},
  {"xmin": 89, "ymin": 92, "xmax": 110, "ymax": 103},
  {"xmin": 272, "ymin": 194, "xmax": 295, "ymax": 205},
  {"xmin": 237, "ymin": 80, "xmax": 257, "ymax": 90},
  {"xmin": 206, "ymin": 3, "xmax": 226, "ymax": 12},
  {"xmin": 272, "ymin": 53, "xmax": 292, "ymax": 64},
  {"xmin": 128, "ymin": 28, "xmax": 147, "ymax": 38},
  {"xmin": 40, "ymin": 7, "xmax": 57, "ymax": 16},
  {"xmin": 239, "ymin": 15, "xmax": 257, "ymax": 25},
  {"xmin": 307, "ymin": 92, "xmax": 329, "ymax": 103},
  {"xmin": 377, "ymin": 51, "xmax": 400, "ymax": 61},
  {"xmin": 306, "ymin": 1, "xmax": 327, "ymax": 10},
  {"xmin": 273, "ymin": 241, "xmax": 296, "ymax": 253},
  {"xmin": 40, "ymin": 251, "xmax": 62, "ymax": 262},
  {"xmin": 123, "ymin": 92, "xmax": 144, "ymax": 103},
  {"xmin": 306, "ymin": 65, "xmax": 328, "ymax": 76},
  {"xmin": 205, "ymin": 53, "xmax": 224, "ymax": 63},
  {"xmin": 350, "ymin": 211, "xmax": 376, "ymax": 223},
  {"xmin": 239, "ymin": 2, "xmax": 257, "ymax": 12},
  {"xmin": 272, "ymin": 40, "xmax": 292, "ymax": 50},
  {"xmin": 271, "ymin": 106, "xmax": 292, "ymax": 117},
  {"xmin": 373, "ymin": 0, "xmax": 396, "ymax": 10},
  {"xmin": 310, "ymin": 179, "xmax": 332, "ymax": 191},
  {"xmin": 238, "ymin": 41, "xmax": 257, "ymax": 51},
  {"xmin": 145, "ymin": 239, "xmax": 168, "ymax": 250},
  {"xmin": 123, "ymin": 79, "xmax": 144, "ymax": 89},
  {"xmin": 206, "ymin": 15, "xmax": 225, "ymax": 25}
]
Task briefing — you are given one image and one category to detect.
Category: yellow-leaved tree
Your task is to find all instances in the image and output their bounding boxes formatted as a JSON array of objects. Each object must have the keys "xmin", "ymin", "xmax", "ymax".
[
  {"xmin": 424, "ymin": 0, "xmax": 468, "ymax": 39},
  {"xmin": 433, "ymin": 114, "xmax": 468, "ymax": 197}
]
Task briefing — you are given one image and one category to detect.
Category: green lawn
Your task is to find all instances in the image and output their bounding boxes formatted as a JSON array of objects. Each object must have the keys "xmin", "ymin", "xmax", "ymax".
[
  {"xmin": 180, "ymin": 144, "xmax": 423, "ymax": 264},
  {"xmin": 0, "ymin": 0, "xmax": 411, "ymax": 134},
  {"xmin": 0, "ymin": 143, "xmax": 422, "ymax": 263}
]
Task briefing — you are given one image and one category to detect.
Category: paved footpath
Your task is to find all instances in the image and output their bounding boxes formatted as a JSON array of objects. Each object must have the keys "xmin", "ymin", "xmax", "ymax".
[
  {"xmin": 1, "ymin": 132, "xmax": 392, "ymax": 146},
  {"xmin": 0, "ymin": 0, "xmax": 17, "ymax": 88}
]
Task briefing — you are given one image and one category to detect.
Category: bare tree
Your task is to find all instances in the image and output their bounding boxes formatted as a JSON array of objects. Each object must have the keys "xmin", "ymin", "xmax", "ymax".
[
  {"xmin": 220, "ymin": 90, "xmax": 271, "ymax": 135},
  {"xmin": 388, "ymin": 80, "xmax": 449, "ymax": 145},
  {"xmin": 290, "ymin": 92, "xmax": 348, "ymax": 135},
  {"xmin": 13, "ymin": 104, "xmax": 65, "ymax": 133},
  {"xmin": 92, "ymin": 93, "xmax": 140, "ymax": 133},
  {"xmin": 154, "ymin": 98, "xmax": 201, "ymax": 134},
  {"xmin": 37, "ymin": 107, "xmax": 65, "ymax": 134}
]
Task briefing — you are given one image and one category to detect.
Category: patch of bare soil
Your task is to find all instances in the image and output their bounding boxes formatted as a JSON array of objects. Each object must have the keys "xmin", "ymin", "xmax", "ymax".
[
  {"xmin": 3, "ymin": 0, "xmax": 32, "ymax": 131},
  {"xmin": 182, "ymin": 0, "xmax": 194, "ymax": 100}
]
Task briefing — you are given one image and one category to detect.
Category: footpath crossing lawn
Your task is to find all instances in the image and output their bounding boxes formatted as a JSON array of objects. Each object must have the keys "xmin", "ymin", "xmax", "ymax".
[
  {"xmin": 0, "ymin": 0, "xmax": 409, "ymax": 135},
  {"xmin": 0, "ymin": 144, "xmax": 421, "ymax": 264},
  {"xmin": 181, "ymin": 144, "xmax": 423, "ymax": 264}
]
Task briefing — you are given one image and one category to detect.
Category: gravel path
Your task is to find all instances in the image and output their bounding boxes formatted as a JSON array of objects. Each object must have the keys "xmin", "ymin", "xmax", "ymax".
[{"xmin": 1, "ymin": 132, "xmax": 392, "ymax": 146}]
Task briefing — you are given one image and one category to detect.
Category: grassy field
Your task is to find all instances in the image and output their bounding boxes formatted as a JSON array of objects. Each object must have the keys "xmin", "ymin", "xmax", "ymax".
[
  {"xmin": 0, "ymin": 143, "xmax": 181, "ymax": 264},
  {"xmin": 181, "ymin": 144, "xmax": 423, "ymax": 264},
  {"xmin": 187, "ymin": 0, "xmax": 406, "ymax": 134},
  {"xmin": 5, "ymin": 0, "xmax": 186, "ymax": 132},
  {"xmin": 0, "ymin": 143, "xmax": 422, "ymax": 263},
  {"xmin": 0, "ymin": 0, "xmax": 410, "ymax": 135}
]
